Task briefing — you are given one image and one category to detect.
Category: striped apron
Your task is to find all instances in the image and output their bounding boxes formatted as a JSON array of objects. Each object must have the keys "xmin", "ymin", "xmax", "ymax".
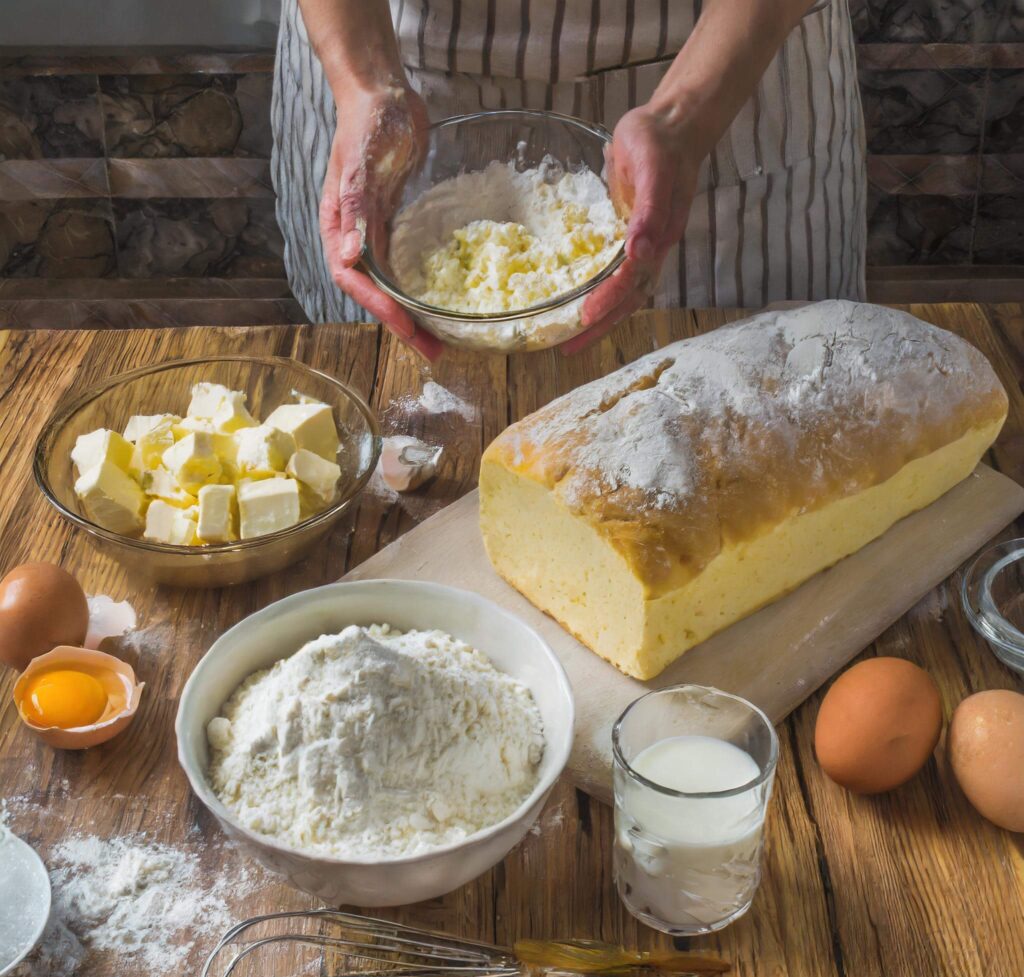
[{"xmin": 272, "ymin": 0, "xmax": 866, "ymax": 323}]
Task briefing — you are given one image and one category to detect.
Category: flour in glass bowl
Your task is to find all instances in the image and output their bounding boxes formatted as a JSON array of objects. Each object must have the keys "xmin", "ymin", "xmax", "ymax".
[
  {"xmin": 388, "ymin": 157, "xmax": 625, "ymax": 349},
  {"xmin": 206, "ymin": 624, "xmax": 545, "ymax": 859}
]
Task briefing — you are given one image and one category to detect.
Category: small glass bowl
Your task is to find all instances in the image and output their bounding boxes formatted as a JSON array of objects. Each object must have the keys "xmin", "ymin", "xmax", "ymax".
[
  {"xmin": 961, "ymin": 537, "xmax": 1024, "ymax": 675},
  {"xmin": 361, "ymin": 109, "xmax": 626, "ymax": 353},
  {"xmin": 34, "ymin": 357, "xmax": 380, "ymax": 588}
]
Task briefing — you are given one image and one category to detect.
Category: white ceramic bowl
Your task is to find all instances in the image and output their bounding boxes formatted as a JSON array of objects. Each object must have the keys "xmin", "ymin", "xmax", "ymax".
[{"xmin": 175, "ymin": 579, "xmax": 575, "ymax": 906}]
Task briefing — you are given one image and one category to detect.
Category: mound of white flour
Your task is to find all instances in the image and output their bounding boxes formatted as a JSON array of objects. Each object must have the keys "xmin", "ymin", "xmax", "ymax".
[{"xmin": 206, "ymin": 624, "xmax": 545, "ymax": 858}]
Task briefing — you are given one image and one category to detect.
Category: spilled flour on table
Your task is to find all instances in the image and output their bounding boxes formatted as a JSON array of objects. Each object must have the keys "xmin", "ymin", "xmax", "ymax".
[
  {"xmin": 392, "ymin": 381, "xmax": 478, "ymax": 422},
  {"xmin": 9, "ymin": 827, "xmax": 263, "ymax": 977},
  {"xmin": 418, "ymin": 381, "xmax": 477, "ymax": 420},
  {"xmin": 114, "ymin": 622, "xmax": 175, "ymax": 661}
]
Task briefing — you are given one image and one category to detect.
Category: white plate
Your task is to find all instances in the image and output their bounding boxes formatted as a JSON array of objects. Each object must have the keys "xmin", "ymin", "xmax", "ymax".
[{"xmin": 0, "ymin": 829, "xmax": 51, "ymax": 975}]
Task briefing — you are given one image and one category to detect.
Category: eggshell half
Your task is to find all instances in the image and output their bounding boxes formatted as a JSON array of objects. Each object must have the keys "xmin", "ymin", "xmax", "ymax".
[
  {"xmin": 13, "ymin": 646, "xmax": 144, "ymax": 750},
  {"xmin": 948, "ymin": 690, "xmax": 1024, "ymax": 832},
  {"xmin": 814, "ymin": 657, "xmax": 943, "ymax": 794}
]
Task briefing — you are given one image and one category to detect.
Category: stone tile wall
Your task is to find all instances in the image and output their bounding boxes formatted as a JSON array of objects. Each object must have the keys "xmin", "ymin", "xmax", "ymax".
[
  {"xmin": 0, "ymin": 4, "xmax": 1022, "ymax": 326},
  {"xmin": 853, "ymin": 0, "xmax": 1024, "ymax": 274}
]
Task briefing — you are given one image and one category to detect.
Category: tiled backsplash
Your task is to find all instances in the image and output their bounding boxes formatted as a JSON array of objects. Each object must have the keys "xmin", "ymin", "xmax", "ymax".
[{"xmin": 0, "ymin": 1, "xmax": 1022, "ymax": 327}]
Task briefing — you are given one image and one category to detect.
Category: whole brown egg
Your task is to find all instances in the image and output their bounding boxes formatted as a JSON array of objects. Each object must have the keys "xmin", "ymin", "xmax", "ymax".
[
  {"xmin": 0, "ymin": 563, "xmax": 89, "ymax": 672},
  {"xmin": 948, "ymin": 690, "xmax": 1024, "ymax": 832},
  {"xmin": 814, "ymin": 657, "xmax": 943, "ymax": 794}
]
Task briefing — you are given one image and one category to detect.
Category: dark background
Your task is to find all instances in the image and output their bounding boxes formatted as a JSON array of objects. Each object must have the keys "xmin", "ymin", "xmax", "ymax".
[{"xmin": 1, "ymin": 0, "xmax": 1022, "ymax": 328}]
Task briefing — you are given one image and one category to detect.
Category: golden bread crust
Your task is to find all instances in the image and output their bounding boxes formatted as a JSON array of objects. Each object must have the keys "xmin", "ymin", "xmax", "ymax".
[{"xmin": 483, "ymin": 301, "xmax": 1008, "ymax": 596}]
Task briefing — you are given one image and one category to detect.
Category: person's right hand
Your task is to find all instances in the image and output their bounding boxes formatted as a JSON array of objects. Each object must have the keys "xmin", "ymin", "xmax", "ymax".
[{"xmin": 319, "ymin": 84, "xmax": 444, "ymax": 361}]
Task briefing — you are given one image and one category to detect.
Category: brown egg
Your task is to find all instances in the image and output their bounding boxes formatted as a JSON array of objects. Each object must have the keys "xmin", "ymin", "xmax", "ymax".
[
  {"xmin": 814, "ymin": 657, "xmax": 943, "ymax": 794},
  {"xmin": 0, "ymin": 562, "xmax": 89, "ymax": 672},
  {"xmin": 948, "ymin": 690, "xmax": 1024, "ymax": 832}
]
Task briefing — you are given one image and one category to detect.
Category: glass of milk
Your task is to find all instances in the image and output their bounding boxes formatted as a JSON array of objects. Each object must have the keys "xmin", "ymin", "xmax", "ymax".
[{"xmin": 612, "ymin": 684, "xmax": 779, "ymax": 936}]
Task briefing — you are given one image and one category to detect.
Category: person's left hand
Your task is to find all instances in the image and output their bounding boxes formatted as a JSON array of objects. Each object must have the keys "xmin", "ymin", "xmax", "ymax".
[{"xmin": 561, "ymin": 104, "xmax": 700, "ymax": 355}]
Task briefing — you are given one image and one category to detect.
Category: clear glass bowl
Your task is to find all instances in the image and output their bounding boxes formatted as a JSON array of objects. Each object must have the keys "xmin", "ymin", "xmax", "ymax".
[
  {"xmin": 961, "ymin": 537, "xmax": 1024, "ymax": 675},
  {"xmin": 34, "ymin": 357, "xmax": 380, "ymax": 588},
  {"xmin": 361, "ymin": 109, "xmax": 626, "ymax": 353}
]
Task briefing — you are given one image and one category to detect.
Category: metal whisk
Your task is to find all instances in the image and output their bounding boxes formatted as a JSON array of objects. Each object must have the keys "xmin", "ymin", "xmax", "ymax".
[{"xmin": 200, "ymin": 910, "xmax": 729, "ymax": 977}]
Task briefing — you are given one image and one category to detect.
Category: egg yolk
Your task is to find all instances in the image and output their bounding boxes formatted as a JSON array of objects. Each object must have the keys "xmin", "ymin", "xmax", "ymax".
[{"xmin": 23, "ymin": 669, "xmax": 108, "ymax": 729}]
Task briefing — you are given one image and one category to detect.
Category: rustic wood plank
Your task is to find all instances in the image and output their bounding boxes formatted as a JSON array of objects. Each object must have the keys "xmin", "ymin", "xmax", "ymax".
[{"xmin": 0, "ymin": 306, "xmax": 1022, "ymax": 977}]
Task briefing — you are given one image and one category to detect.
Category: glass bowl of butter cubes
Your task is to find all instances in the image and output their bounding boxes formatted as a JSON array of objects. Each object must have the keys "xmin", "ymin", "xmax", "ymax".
[
  {"xmin": 34, "ymin": 357, "xmax": 380, "ymax": 588},
  {"xmin": 361, "ymin": 110, "xmax": 627, "ymax": 353}
]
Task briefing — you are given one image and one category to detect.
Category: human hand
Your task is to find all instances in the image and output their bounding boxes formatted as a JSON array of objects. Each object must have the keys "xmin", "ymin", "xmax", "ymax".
[
  {"xmin": 319, "ymin": 84, "xmax": 444, "ymax": 361},
  {"xmin": 562, "ymin": 104, "xmax": 699, "ymax": 355}
]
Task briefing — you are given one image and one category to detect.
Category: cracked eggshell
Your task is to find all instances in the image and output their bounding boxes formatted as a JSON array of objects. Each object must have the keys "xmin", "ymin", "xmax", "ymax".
[
  {"xmin": 13, "ymin": 646, "xmax": 144, "ymax": 750},
  {"xmin": 379, "ymin": 436, "xmax": 442, "ymax": 492}
]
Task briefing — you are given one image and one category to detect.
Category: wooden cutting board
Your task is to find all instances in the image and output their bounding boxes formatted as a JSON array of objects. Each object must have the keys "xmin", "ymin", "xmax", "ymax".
[{"xmin": 345, "ymin": 467, "xmax": 1024, "ymax": 802}]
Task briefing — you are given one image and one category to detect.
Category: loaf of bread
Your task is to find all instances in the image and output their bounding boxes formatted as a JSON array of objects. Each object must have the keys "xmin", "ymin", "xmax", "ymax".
[{"xmin": 479, "ymin": 301, "xmax": 1008, "ymax": 680}]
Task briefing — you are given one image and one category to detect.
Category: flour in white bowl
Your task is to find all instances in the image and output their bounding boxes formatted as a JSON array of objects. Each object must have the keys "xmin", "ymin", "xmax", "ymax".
[{"xmin": 206, "ymin": 624, "xmax": 545, "ymax": 859}]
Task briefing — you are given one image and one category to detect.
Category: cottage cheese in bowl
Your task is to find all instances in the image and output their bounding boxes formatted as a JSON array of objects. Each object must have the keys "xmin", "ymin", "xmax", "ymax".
[
  {"xmin": 388, "ymin": 157, "xmax": 625, "ymax": 349},
  {"xmin": 205, "ymin": 623, "xmax": 545, "ymax": 859}
]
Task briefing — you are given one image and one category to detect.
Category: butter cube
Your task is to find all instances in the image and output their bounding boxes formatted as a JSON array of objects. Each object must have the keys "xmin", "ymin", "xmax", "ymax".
[
  {"xmin": 173, "ymin": 415, "xmax": 216, "ymax": 438},
  {"xmin": 265, "ymin": 403, "xmax": 339, "ymax": 461},
  {"xmin": 211, "ymin": 432, "xmax": 238, "ymax": 474},
  {"xmin": 197, "ymin": 484, "xmax": 237, "ymax": 543},
  {"xmin": 142, "ymin": 467, "xmax": 197, "ymax": 508},
  {"xmin": 187, "ymin": 382, "xmax": 233, "ymax": 418},
  {"xmin": 234, "ymin": 425, "xmax": 295, "ymax": 477},
  {"xmin": 144, "ymin": 500, "xmax": 198, "ymax": 545},
  {"xmin": 187, "ymin": 383, "xmax": 257, "ymax": 433},
  {"xmin": 132, "ymin": 415, "xmax": 178, "ymax": 469},
  {"xmin": 237, "ymin": 478, "xmax": 301, "ymax": 539},
  {"xmin": 71, "ymin": 429, "xmax": 134, "ymax": 476},
  {"xmin": 74, "ymin": 459, "xmax": 146, "ymax": 535},
  {"xmin": 162, "ymin": 432, "xmax": 223, "ymax": 495},
  {"xmin": 286, "ymin": 448, "xmax": 341, "ymax": 508},
  {"xmin": 124, "ymin": 413, "xmax": 180, "ymax": 443},
  {"xmin": 211, "ymin": 390, "xmax": 257, "ymax": 434}
]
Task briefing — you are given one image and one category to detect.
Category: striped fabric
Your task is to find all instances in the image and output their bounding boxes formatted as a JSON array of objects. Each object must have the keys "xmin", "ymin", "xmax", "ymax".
[{"xmin": 272, "ymin": 0, "xmax": 865, "ymax": 323}]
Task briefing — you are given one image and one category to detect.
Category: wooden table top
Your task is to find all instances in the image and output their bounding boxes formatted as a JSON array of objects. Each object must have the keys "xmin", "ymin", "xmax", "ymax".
[{"xmin": 1, "ymin": 304, "xmax": 1023, "ymax": 977}]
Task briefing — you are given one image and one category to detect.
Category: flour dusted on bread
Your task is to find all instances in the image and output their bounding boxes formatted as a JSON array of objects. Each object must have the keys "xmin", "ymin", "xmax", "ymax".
[
  {"xmin": 488, "ymin": 300, "xmax": 1008, "ymax": 594},
  {"xmin": 480, "ymin": 301, "xmax": 1008, "ymax": 679}
]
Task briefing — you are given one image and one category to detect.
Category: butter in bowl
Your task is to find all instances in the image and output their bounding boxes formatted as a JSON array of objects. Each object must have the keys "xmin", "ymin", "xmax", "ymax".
[{"xmin": 34, "ymin": 357, "xmax": 380, "ymax": 588}]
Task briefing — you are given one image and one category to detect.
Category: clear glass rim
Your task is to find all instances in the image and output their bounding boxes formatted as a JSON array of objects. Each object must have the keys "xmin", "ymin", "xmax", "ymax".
[
  {"xmin": 611, "ymin": 684, "xmax": 780, "ymax": 800},
  {"xmin": 360, "ymin": 109, "xmax": 627, "ymax": 323},
  {"xmin": 32, "ymin": 355, "xmax": 382, "ymax": 556},
  {"xmin": 961, "ymin": 536, "xmax": 1024, "ymax": 665}
]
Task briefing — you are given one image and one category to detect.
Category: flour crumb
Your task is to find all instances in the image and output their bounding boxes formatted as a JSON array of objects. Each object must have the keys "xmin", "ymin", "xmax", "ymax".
[
  {"xmin": 115, "ymin": 623, "xmax": 173, "ymax": 660},
  {"xmin": 13, "ymin": 833, "xmax": 257, "ymax": 976},
  {"xmin": 388, "ymin": 381, "xmax": 477, "ymax": 422},
  {"xmin": 529, "ymin": 798, "xmax": 567, "ymax": 837},
  {"xmin": 419, "ymin": 381, "xmax": 478, "ymax": 421}
]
